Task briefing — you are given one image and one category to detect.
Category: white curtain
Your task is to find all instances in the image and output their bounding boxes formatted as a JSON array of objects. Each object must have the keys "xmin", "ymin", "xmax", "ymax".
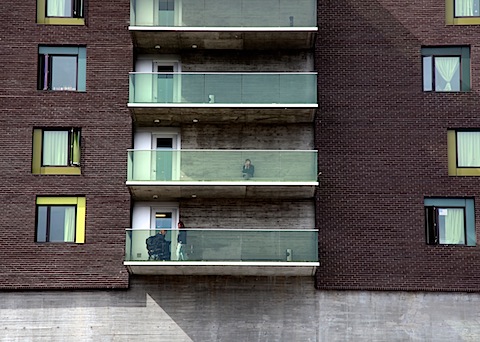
[
  {"xmin": 435, "ymin": 57, "xmax": 460, "ymax": 91},
  {"xmin": 47, "ymin": 0, "xmax": 66, "ymax": 17},
  {"xmin": 442, "ymin": 208, "xmax": 465, "ymax": 244},
  {"xmin": 456, "ymin": 0, "xmax": 474, "ymax": 16},
  {"xmin": 43, "ymin": 131, "xmax": 68, "ymax": 166},
  {"xmin": 457, "ymin": 132, "xmax": 480, "ymax": 167},
  {"xmin": 64, "ymin": 207, "xmax": 76, "ymax": 242}
]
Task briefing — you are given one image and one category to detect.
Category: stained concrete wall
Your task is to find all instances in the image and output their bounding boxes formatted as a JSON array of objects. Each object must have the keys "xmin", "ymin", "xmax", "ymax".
[
  {"xmin": 180, "ymin": 50, "xmax": 315, "ymax": 72},
  {"xmin": 181, "ymin": 123, "xmax": 314, "ymax": 150},
  {"xmin": 136, "ymin": 50, "xmax": 314, "ymax": 72},
  {"xmin": 135, "ymin": 124, "xmax": 314, "ymax": 149},
  {"xmin": 180, "ymin": 199, "xmax": 315, "ymax": 229},
  {"xmin": 1, "ymin": 276, "xmax": 479, "ymax": 341}
]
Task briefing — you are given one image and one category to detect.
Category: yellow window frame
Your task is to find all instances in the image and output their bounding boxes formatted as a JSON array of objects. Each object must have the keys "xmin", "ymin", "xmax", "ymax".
[
  {"xmin": 446, "ymin": 0, "xmax": 480, "ymax": 25},
  {"xmin": 448, "ymin": 130, "xmax": 480, "ymax": 175},
  {"xmin": 32, "ymin": 128, "xmax": 81, "ymax": 175},
  {"xmin": 36, "ymin": 196, "xmax": 86, "ymax": 243},
  {"xmin": 37, "ymin": 0, "xmax": 85, "ymax": 25}
]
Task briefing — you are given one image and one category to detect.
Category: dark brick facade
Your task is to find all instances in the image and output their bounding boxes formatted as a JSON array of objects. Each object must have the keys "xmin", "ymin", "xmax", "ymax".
[
  {"xmin": 0, "ymin": 1, "xmax": 132, "ymax": 289},
  {"xmin": 316, "ymin": 0, "xmax": 480, "ymax": 291}
]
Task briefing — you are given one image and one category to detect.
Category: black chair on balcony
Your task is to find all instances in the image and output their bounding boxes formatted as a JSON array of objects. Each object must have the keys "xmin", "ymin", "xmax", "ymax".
[{"xmin": 146, "ymin": 230, "xmax": 171, "ymax": 261}]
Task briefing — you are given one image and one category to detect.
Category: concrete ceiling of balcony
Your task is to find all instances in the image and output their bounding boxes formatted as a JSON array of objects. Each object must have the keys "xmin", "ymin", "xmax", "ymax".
[
  {"xmin": 127, "ymin": 184, "xmax": 317, "ymax": 201},
  {"xmin": 131, "ymin": 31, "xmax": 317, "ymax": 52},
  {"xmin": 129, "ymin": 107, "xmax": 316, "ymax": 126},
  {"xmin": 125, "ymin": 263, "xmax": 318, "ymax": 276}
]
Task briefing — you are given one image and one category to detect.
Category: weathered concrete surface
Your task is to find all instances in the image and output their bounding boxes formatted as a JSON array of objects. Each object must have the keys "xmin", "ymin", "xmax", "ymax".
[{"xmin": 1, "ymin": 276, "xmax": 479, "ymax": 341}]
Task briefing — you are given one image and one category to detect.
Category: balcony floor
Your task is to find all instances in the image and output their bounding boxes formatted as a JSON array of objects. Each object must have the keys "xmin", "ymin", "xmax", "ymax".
[
  {"xmin": 130, "ymin": 29, "xmax": 317, "ymax": 52},
  {"xmin": 125, "ymin": 261, "xmax": 318, "ymax": 276},
  {"xmin": 126, "ymin": 182, "xmax": 318, "ymax": 200},
  {"xmin": 129, "ymin": 106, "xmax": 317, "ymax": 125}
]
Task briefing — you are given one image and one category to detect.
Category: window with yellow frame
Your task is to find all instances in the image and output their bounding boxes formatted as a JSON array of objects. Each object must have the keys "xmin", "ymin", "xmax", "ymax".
[
  {"xmin": 32, "ymin": 128, "xmax": 81, "ymax": 175},
  {"xmin": 37, "ymin": 0, "xmax": 85, "ymax": 25},
  {"xmin": 36, "ymin": 196, "xmax": 86, "ymax": 243},
  {"xmin": 447, "ymin": 129, "xmax": 480, "ymax": 175},
  {"xmin": 446, "ymin": 0, "xmax": 480, "ymax": 24}
]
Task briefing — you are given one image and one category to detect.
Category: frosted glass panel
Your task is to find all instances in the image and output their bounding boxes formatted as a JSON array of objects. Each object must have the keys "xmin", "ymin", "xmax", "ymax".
[
  {"xmin": 131, "ymin": 0, "xmax": 316, "ymax": 27},
  {"xmin": 128, "ymin": 150, "xmax": 318, "ymax": 182},
  {"xmin": 129, "ymin": 73, "xmax": 317, "ymax": 104},
  {"xmin": 126, "ymin": 229, "xmax": 318, "ymax": 262}
]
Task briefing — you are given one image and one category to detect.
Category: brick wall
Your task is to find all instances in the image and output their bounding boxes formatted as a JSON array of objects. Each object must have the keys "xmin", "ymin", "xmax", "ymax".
[
  {"xmin": 316, "ymin": 0, "xmax": 480, "ymax": 291},
  {"xmin": 0, "ymin": 1, "xmax": 132, "ymax": 289}
]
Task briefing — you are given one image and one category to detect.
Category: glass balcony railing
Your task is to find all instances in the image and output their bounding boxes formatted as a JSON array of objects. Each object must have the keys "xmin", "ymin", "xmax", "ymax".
[
  {"xmin": 125, "ymin": 229, "xmax": 319, "ymax": 262},
  {"xmin": 130, "ymin": 0, "xmax": 317, "ymax": 28},
  {"xmin": 127, "ymin": 149, "xmax": 318, "ymax": 182},
  {"xmin": 128, "ymin": 72, "xmax": 317, "ymax": 105}
]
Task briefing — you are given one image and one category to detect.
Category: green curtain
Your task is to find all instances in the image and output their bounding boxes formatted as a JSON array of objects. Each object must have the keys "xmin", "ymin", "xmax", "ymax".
[
  {"xmin": 442, "ymin": 208, "xmax": 465, "ymax": 244},
  {"xmin": 64, "ymin": 207, "xmax": 76, "ymax": 242},
  {"xmin": 435, "ymin": 57, "xmax": 460, "ymax": 91},
  {"xmin": 456, "ymin": 0, "xmax": 474, "ymax": 16},
  {"xmin": 43, "ymin": 131, "xmax": 69, "ymax": 166},
  {"xmin": 457, "ymin": 131, "xmax": 480, "ymax": 167},
  {"xmin": 72, "ymin": 130, "xmax": 81, "ymax": 165}
]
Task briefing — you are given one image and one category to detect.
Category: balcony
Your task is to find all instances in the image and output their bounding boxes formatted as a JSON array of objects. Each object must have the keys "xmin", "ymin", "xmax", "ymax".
[
  {"xmin": 126, "ymin": 149, "xmax": 318, "ymax": 199},
  {"xmin": 129, "ymin": 0, "xmax": 317, "ymax": 51},
  {"xmin": 128, "ymin": 72, "xmax": 318, "ymax": 124},
  {"xmin": 124, "ymin": 228, "xmax": 319, "ymax": 276}
]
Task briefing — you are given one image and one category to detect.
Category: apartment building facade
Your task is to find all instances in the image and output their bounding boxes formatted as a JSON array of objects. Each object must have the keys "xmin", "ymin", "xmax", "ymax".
[
  {"xmin": 7, "ymin": 0, "xmax": 480, "ymax": 340},
  {"xmin": 3, "ymin": 0, "xmax": 480, "ymax": 294}
]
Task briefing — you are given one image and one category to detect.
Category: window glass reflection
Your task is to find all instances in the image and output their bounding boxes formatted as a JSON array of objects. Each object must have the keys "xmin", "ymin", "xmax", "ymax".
[{"xmin": 52, "ymin": 56, "xmax": 77, "ymax": 91}]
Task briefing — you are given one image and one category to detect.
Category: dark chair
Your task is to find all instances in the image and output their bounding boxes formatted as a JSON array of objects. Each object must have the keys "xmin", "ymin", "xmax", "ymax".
[{"xmin": 146, "ymin": 233, "xmax": 171, "ymax": 261}]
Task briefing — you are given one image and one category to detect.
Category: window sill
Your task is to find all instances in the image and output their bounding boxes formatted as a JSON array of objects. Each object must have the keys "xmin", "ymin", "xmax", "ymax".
[
  {"xmin": 37, "ymin": 18, "xmax": 85, "ymax": 25},
  {"xmin": 39, "ymin": 89, "xmax": 85, "ymax": 92},
  {"xmin": 33, "ymin": 167, "xmax": 81, "ymax": 175},
  {"xmin": 423, "ymin": 91, "xmax": 471, "ymax": 94},
  {"xmin": 446, "ymin": 17, "xmax": 480, "ymax": 25},
  {"xmin": 449, "ymin": 168, "xmax": 480, "ymax": 176}
]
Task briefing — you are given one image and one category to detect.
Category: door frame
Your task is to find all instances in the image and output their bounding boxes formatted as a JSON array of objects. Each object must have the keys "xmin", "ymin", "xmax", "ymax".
[
  {"xmin": 150, "ymin": 203, "xmax": 180, "ymax": 261},
  {"xmin": 153, "ymin": 60, "xmax": 181, "ymax": 103},
  {"xmin": 154, "ymin": 0, "xmax": 183, "ymax": 26},
  {"xmin": 151, "ymin": 128, "xmax": 181, "ymax": 181}
]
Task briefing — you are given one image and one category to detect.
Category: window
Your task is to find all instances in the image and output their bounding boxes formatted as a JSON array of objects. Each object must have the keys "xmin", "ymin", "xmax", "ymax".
[
  {"xmin": 37, "ymin": 0, "xmax": 85, "ymax": 25},
  {"xmin": 36, "ymin": 197, "xmax": 86, "ymax": 243},
  {"xmin": 422, "ymin": 47, "xmax": 470, "ymax": 92},
  {"xmin": 446, "ymin": 0, "xmax": 480, "ymax": 24},
  {"xmin": 424, "ymin": 198, "xmax": 475, "ymax": 246},
  {"xmin": 38, "ymin": 46, "xmax": 86, "ymax": 91},
  {"xmin": 447, "ymin": 130, "xmax": 480, "ymax": 176},
  {"xmin": 455, "ymin": 0, "xmax": 480, "ymax": 16},
  {"xmin": 32, "ymin": 128, "xmax": 81, "ymax": 175}
]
